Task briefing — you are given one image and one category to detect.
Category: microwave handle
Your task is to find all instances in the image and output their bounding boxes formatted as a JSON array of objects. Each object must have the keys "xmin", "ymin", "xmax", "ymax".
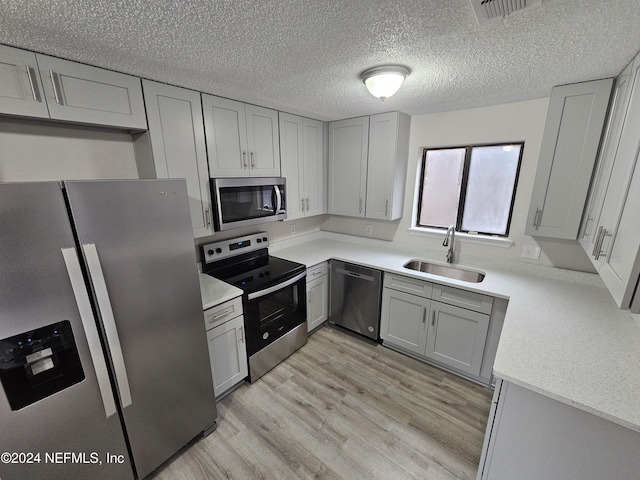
[{"xmin": 274, "ymin": 185, "xmax": 282, "ymax": 214}]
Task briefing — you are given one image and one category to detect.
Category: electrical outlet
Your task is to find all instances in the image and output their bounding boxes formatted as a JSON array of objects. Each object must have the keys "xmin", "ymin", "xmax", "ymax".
[
  {"xmin": 522, "ymin": 245, "xmax": 541, "ymax": 260},
  {"xmin": 290, "ymin": 224, "xmax": 296, "ymax": 234},
  {"xmin": 365, "ymin": 224, "xmax": 372, "ymax": 235}
]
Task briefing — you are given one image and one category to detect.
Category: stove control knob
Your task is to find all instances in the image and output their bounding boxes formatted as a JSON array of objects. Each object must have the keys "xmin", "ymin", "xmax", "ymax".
[
  {"xmin": 259, "ymin": 273, "xmax": 264, "ymax": 278},
  {"xmin": 264, "ymin": 271, "xmax": 270, "ymax": 276},
  {"xmin": 207, "ymin": 249, "xmax": 214, "ymax": 256},
  {"xmin": 256, "ymin": 238, "xmax": 262, "ymax": 243},
  {"xmin": 215, "ymin": 248, "xmax": 222, "ymax": 254},
  {"xmin": 262, "ymin": 236, "xmax": 268, "ymax": 242}
]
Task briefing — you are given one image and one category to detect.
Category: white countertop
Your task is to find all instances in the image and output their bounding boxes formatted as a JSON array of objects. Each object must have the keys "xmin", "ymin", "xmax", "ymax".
[
  {"xmin": 199, "ymin": 273, "xmax": 243, "ymax": 310},
  {"xmin": 269, "ymin": 231, "xmax": 640, "ymax": 434}
]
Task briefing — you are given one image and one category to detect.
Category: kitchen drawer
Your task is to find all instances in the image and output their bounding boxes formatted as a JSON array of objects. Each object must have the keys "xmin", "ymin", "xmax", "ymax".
[
  {"xmin": 432, "ymin": 284, "xmax": 493, "ymax": 314},
  {"xmin": 384, "ymin": 273, "xmax": 432, "ymax": 298},
  {"xmin": 204, "ymin": 296, "xmax": 243, "ymax": 330},
  {"xmin": 307, "ymin": 261, "xmax": 328, "ymax": 281}
]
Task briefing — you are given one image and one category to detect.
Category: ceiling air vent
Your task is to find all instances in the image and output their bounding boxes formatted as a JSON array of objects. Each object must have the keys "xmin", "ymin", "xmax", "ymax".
[{"xmin": 470, "ymin": 0, "xmax": 542, "ymax": 23}]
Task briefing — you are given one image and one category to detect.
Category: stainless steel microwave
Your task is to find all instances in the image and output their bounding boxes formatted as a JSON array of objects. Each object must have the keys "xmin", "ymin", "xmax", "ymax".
[{"xmin": 210, "ymin": 177, "xmax": 286, "ymax": 231}]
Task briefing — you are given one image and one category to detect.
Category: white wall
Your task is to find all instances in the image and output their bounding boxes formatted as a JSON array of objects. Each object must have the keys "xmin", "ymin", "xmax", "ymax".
[
  {"xmin": 0, "ymin": 119, "xmax": 139, "ymax": 182},
  {"xmin": 322, "ymin": 98, "xmax": 597, "ymax": 272}
]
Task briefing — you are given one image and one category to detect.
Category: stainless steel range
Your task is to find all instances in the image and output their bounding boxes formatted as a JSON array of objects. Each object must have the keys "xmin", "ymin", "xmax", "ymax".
[{"xmin": 201, "ymin": 232, "xmax": 307, "ymax": 382}]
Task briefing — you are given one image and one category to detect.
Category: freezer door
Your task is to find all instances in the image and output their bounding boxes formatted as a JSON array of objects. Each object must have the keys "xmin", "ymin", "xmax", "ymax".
[
  {"xmin": 64, "ymin": 179, "xmax": 217, "ymax": 479},
  {"xmin": 0, "ymin": 182, "xmax": 133, "ymax": 480}
]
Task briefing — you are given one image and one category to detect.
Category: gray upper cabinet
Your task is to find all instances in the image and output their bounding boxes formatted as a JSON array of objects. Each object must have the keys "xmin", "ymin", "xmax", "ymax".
[
  {"xmin": 577, "ymin": 50, "xmax": 640, "ymax": 312},
  {"xmin": 588, "ymin": 53, "xmax": 640, "ymax": 310},
  {"xmin": 579, "ymin": 63, "xmax": 634, "ymax": 255},
  {"xmin": 0, "ymin": 45, "xmax": 49, "ymax": 118},
  {"xmin": 328, "ymin": 112, "xmax": 410, "ymax": 220},
  {"xmin": 365, "ymin": 112, "xmax": 410, "ymax": 220},
  {"xmin": 142, "ymin": 80, "xmax": 213, "ymax": 238},
  {"xmin": 279, "ymin": 113, "xmax": 325, "ymax": 220},
  {"xmin": 525, "ymin": 78, "xmax": 613, "ymax": 239},
  {"xmin": 0, "ymin": 44, "xmax": 147, "ymax": 129},
  {"xmin": 202, "ymin": 95, "xmax": 280, "ymax": 178},
  {"xmin": 328, "ymin": 116, "xmax": 369, "ymax": 217}
]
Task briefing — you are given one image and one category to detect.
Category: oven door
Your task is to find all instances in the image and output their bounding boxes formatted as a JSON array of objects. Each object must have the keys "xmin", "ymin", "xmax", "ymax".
[
  {"xmin": 243, "ymin": 272, "xmax": 306, "ymax": 356},
  {"xmin": 211, "ymin": 177, "xmax": 286, "ymax": 231}
]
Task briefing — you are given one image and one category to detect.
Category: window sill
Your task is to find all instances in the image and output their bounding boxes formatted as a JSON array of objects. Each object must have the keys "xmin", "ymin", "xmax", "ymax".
[{"xmin": 407, "ymin": 227, "xmax": 514, "ymax": 248}]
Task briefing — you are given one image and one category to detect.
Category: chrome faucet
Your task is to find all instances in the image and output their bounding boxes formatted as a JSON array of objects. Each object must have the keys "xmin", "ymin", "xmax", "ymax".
[{"xmin": 443, "ymin": 225, "xmax": 455, "ymax": 263}]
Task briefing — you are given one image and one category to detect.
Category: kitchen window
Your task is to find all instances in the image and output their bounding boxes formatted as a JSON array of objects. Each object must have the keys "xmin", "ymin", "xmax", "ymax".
[{"xmin": 415, "ymin": 143, "xmax": 523, "ymax": 237}]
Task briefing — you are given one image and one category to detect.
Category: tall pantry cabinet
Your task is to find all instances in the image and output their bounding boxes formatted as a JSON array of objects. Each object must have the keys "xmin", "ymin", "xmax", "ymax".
[
  {"xmin": 579, "ymin": 51, "xmax": 640, "ymax": 312},
  {"xmin": 142, "ymin": 80, "xmax": 213, "ymax": 237}
]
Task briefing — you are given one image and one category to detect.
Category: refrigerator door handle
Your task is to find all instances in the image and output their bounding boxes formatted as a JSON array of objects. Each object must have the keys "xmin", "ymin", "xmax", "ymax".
[
  {"xmin": 82, "ymin": 243, "xmax": 133, "ymax": 409},
  {"xmin": 61, "ymin": 247, "xmax": 118, "ymax": 418}
]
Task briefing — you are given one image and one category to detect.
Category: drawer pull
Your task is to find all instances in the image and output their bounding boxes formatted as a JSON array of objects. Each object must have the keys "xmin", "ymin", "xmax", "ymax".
[{"xmin": 209, "ymin": 307, "xmax": 234, "ymax": 321}]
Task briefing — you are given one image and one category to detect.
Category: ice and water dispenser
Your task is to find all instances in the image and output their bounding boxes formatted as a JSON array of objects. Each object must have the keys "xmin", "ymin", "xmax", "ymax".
[{"xmin": 0, "ymin": 321, "xmax": 84, "ymax": 410}]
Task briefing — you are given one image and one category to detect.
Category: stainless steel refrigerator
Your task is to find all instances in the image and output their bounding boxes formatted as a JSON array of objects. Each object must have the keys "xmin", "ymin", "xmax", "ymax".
[{"xmin": 0, "ymin": 179, "xmax": 217, "ymax": 480}]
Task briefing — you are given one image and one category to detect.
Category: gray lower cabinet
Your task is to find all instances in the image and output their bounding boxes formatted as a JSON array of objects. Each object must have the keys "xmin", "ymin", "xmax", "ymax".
[
  {"xmin": 380, "ymin": 288, "xmax": 429, "ymax": 355},
  {"xmin": 0, "ymin": 44, "xmax": 147, "ymax": 129},
  {"xmin": 380, "ymin": 273, "xmax": 498, "ymax": 383},
  {"xmin": 477, "ymin": 380, "xmax": 640, "ymax": 480},
  {"xmin": 306, "ymin": 262, "xmax": 329, "ymax": 332},
  {"xmin": 426, "ymin": 301, "xmax": 489, "ymax": 376},
  {"xmin": 204, "ymin": 297, "xmax": 248, "ymax": 399}
]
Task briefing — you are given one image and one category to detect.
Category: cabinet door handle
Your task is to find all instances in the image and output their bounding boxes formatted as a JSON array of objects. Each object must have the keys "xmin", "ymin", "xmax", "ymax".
[
  {"xmin": 533, "ymin": 208, "xmax": 542, "ymax": 229},
  {"xmin": 301, "ymin": 198, "xmax": 305, "ymax": 211},
  {"xmin": 385, "ymin": 199, "xmax": 389, "ymax": 217},
  {"xmin": 592, "ymin": 226, "xmax": 604, "ymax": 257},
  {"xmin": 306, "ymin": 198, "xmax": 309, "ymax": 211},
  {"xmin": 205, "ymin": 208, "xmax": 212, "ymax": 227},
  {"xmin": 25, "ymin": 65, "xmax": 42, "ymax": 102},
  {"xmin": 250, "ymin": 151, "xmax": 255, "ymax": 168},
  {"xmin": 359, "ymin": 198, "xmax": 363, "ymax": 214},
  {"xmin": 49, "ymin": 70, "xmax": 63, "ymax": 105},
  {"xmin": 422, "ymin": 308, "xmax": 427, "ymax": 324},
  {"xmin": 237, "ymin": 327, "xmax": 244, "ymax": 344},
  {"xmin": 431, "ymin": 310, "xmax": 436, "ymax": 327},
  {"xmin": 594, "ymin": 228, "xmax": 610, "ymax": 260},
  {"xmin": 242, "ymin": 151, "xmax": 248, "ymax": 169}
]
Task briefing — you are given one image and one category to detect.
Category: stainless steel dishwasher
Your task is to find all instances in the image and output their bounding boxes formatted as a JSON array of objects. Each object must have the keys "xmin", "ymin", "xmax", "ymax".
[{"xmin": 330, "ymin": 260, "xmax": 382, "ymax": 340}]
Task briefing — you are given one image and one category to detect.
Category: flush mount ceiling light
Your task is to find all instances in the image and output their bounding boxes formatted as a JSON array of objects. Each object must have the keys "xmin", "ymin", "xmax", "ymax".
[{"xmin": 360, "ymin": 65, "xmax": 410, "ymax": 100}]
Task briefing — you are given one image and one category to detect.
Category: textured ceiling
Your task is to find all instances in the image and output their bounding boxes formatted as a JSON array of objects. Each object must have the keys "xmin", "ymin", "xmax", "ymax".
[{"xmin": 1, "ymin": 0, "xmax": 640, "ymax": 121}]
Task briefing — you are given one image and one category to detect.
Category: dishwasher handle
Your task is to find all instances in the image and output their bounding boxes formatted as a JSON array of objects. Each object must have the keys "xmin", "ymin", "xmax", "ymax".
[{"xmin": 335, "ymin": 267, "xmax": 375, "ymax": 282}]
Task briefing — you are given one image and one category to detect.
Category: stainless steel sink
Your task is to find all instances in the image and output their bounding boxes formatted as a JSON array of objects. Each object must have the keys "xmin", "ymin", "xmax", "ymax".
[{"xmin": 403, "ymin": 260, "xmax": 485, "ymax": 283}]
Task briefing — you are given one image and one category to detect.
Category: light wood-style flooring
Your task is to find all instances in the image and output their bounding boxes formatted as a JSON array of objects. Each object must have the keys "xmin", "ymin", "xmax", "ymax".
[{"xmin": 149, "ymin": 325, "xmax": 492, "ymax": 480}]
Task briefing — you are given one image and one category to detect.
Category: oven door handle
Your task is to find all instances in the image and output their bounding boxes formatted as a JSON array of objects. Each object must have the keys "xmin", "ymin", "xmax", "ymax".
[{"xmin": 247, "ymin": 271, "xmax": 306, "ymax": 300}]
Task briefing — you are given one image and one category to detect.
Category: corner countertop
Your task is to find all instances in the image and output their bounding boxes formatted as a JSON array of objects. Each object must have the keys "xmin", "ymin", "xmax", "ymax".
[
  {"xmin": 199, "ymin": 273, "xmax": 243, "ymax": 310},
  {"xmin": 268, "ymin": 231, "xmax": 640, "ymax": 434}
]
